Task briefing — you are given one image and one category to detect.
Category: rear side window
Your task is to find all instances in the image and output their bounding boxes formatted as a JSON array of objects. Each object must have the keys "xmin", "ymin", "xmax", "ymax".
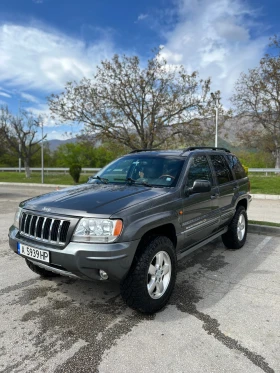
[
  {"xmin": 226, "ymin": 155, "xmax": 246, "ymax": 180},
  {"xmin": 186, "ymin": 155, "xmax": 213, "ymax": 188},
  {"xmin": 210, "ymin": 155, "xmax": 234, "ymax": 185}
]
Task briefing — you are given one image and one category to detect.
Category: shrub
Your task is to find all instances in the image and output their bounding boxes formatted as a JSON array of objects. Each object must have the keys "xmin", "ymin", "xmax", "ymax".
[
  {"xmin": 242, "ymin": 165, "xmax": 249, "ymax": 176},
  {"xmin": 69, "ymin": 164, "xmax": 82, "ymax": 183}
]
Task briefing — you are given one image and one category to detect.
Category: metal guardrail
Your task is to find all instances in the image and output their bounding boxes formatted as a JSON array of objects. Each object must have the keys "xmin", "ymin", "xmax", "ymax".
[
  {"xmin": 0, "ymin": 167, "xmax": 101, "ymax": 173},
  {"xmin": 248, "ymin": 168, "xmax": 280, "ymax": 173},
  {"xmin": 0, "ymin": 167, "xmax": 279, "ymax": 173}
]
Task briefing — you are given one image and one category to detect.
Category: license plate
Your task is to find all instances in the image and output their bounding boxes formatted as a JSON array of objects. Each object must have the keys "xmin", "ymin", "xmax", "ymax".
[{"xmin": 17, "ymin": 243, "xmax": 50, "ymax": 263}]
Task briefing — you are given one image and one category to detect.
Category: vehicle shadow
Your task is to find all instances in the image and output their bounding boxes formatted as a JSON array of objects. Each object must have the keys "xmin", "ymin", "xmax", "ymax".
[{"xmin": 8, "ymin": 233, "xmax": 278, "ymax": 373}]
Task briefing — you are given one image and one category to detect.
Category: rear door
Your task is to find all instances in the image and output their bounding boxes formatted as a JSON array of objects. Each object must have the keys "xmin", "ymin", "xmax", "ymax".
[
  {"xmin": 226, "ymin": 154, "xmax": 248, "ymax": 194},
  {"xmin": 181, "ymin": 154, "xmax": 220, "ymax": 248},
  {"xmin": 208, "ymin": 154, "xmax": 237, "ymax": 226}
]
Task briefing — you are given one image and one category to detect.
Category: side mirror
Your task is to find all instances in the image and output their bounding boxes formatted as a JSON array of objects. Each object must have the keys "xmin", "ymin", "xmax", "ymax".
[{"xmin": 185, "ymin": 180, "xmax": 211, "ymax": 195}]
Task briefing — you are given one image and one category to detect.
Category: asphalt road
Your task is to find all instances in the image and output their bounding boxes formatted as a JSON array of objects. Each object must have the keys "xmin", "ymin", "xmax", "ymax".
[{"xmin": 0, "ymin": 187, "xmax": 279, "ymax": 373}]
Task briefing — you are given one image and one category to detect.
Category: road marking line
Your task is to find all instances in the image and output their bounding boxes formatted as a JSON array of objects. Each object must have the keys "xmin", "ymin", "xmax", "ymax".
[{"xmin": 253, "ymin": 236, "xmax": 272, "ymax": 255}]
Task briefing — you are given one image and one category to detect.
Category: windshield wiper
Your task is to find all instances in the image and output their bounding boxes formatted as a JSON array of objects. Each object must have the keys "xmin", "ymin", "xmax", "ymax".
[
  {"xmin": 125, "ymin": 177, "xmax": 136, "ymax": 184},
  {"xmin": 89, "ymin": 176, "xmax": 109, "ymax": 184},
  {"xmin": 125, "ymin": 178, "xmax": 152, "ymax": 187}
]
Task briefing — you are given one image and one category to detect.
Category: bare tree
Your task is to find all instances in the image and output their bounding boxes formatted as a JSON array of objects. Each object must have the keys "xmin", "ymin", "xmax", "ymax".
[
  {"xmin": 48, "ymin": 50, "xmax": 219, "ymax": 150},
  {"xmin": 231, "ymin": 36, "xmax": 280, "ymax": 169},
  {"xmin": 0, "ymin": 106, "xmax": 45, "ymax": 177}
]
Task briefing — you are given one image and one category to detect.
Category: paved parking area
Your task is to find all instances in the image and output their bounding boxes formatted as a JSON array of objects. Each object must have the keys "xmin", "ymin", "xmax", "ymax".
[{"xmin": 0, "ymin": 187, "xmax": 280, "ymax": 373}]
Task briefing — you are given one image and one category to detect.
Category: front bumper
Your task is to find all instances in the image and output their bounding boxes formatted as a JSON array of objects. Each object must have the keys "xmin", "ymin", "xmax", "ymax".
[{"xmin": 9, "ymin": 226, "xmax": 140, "ymax": 282}]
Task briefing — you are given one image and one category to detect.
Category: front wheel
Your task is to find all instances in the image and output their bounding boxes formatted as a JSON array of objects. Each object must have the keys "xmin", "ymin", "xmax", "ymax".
[
  {"xmin": 120, "ymin": 236, "xmax": 177, "ymax": 314},
  {"xmin": 222, "ymin": 206, "xmax": 248, "ymax": 250}
]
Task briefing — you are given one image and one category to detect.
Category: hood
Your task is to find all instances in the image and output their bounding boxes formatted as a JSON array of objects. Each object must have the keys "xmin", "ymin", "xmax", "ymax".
[{"xmin": 21, "ymin": 183, "xmax": 169, "ymax": 217}]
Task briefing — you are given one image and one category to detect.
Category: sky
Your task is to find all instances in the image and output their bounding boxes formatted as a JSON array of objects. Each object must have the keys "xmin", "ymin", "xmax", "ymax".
[{"xmin": 0, "ymin": 0, "xmax": 279, "ymax": 141}]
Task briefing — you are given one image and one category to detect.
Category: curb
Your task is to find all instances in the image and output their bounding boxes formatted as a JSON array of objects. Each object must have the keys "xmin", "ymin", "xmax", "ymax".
[
  {"xmin": 248, "ymin": 224, "xmax": 280, "ymax": 237},
  {"xmin": 251, "ymin": 194, "xmax": 280, "ymax": 200}
]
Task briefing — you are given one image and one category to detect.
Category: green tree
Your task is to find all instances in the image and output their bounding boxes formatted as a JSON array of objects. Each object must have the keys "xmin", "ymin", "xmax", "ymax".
[
  {"xmin": 53, "ymin": 142, "xmax": 120, "ymax": 168},
  {"xmin": 30, "ymin": 142, "xmax": 52, "ymax": 168},
  {"xmin": 49, "ymin": 49, "xmax": 220, "ymax": 150},
  {"xmin": 235, "ymin": 150, "xmax": 274, "ymax": 168},
  {"xmin": 231, "ymin": 36, "xmax": 280, "ymax": 169},
  {"xmin": 0, "ymin": 106, "xmax": 45, "ymax": 177}
]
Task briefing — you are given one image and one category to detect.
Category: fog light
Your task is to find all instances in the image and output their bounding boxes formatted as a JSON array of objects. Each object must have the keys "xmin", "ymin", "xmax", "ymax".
[{"xmin": 99, "ymin": 269, "xmax": 109, "ymax": 280}]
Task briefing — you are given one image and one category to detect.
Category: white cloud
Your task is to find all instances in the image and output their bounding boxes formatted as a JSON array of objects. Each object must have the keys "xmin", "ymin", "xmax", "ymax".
[
  {"xmin": 159, "ymin": 0, "xmax": 268, "ymax": 104},
  {"xmin": 45, "ymin": 130, "xmax": 71, "ymax": 141},
  {"xmin": 0, "ymin": 24, "xmax": 115, "ymax": 93},
  {"xmin": 25, "ymin": 104, "xmax": 82, "ymax": 139},
  {"xmin": 20, "ymin": 92, "xmax": 39, "ymax": 103},
  {"xmin": 138, "ymin": 14, "xmax": 148, "ymax": 21},
  {"xmin": 0, "ymin": 91, "xmax": 11, "ymax": 98}
]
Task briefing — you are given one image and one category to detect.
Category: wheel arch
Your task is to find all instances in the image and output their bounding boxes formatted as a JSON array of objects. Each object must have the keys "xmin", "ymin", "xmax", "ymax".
[
  {"xmin": 236, "ymin": 198, "xmax": 248, "ymax": 211},
  {"xmin": 135, "ymin": 223, "xmax": 177, "ymax": 257}
]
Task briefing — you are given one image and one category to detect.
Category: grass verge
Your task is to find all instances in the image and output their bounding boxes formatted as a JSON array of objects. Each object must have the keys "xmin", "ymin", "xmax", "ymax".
[
  {"xmin": 249, "ymin": 174, "xmax": 280, "ymax": 195},
  {"xmin": 0, "ymin": 172, "xmax": 89, "ymax": 185},
  {"xmin": 249, "ymin": 220, "xmax": 280, "ymax": 228}
]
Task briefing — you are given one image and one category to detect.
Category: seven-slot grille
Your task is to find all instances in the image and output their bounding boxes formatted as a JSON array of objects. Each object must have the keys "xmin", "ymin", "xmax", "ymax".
[{"xmin": 20, "ymin": 212, "xmax": 70, "ymax": 246}]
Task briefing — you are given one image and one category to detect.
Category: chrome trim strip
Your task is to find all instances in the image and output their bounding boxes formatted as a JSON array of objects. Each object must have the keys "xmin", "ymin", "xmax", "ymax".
[{"xmin": 182, "ymin": 216, "xmax": 220, "ymax": 235}]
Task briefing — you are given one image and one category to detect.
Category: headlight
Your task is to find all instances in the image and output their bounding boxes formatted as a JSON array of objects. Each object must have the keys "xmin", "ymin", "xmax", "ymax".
[
  {"xmin": 72, "ymin": 218, "xmax": 123, "ymax": 243},
  {"xmin": 14, "ymin": 207, "xmax": 22, "ymax": 229}
]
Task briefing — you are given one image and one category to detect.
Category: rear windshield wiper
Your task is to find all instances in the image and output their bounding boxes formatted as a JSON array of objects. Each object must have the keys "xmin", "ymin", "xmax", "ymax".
[{"xmin": 88, "ymin": 176, "xmax": 109, "ymax": 184}]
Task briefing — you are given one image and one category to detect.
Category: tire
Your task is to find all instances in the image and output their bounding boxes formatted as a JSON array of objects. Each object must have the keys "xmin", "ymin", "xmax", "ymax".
[
  {"xmin": 120, "ymin": 236, "xmax": 177, "ymax": 314},
  {"xmin": 25, "ymin": 259, "xmax": 60, "ymax": 278},
  {"xmin": 222, "ymin": 206, "xmax": 248, "ymax": 250}
]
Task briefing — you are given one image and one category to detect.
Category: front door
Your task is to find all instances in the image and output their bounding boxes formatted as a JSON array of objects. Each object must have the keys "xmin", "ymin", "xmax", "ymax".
[{"xmin": 181, "ymin": 154, "xmax": 220, "ymax": 248}]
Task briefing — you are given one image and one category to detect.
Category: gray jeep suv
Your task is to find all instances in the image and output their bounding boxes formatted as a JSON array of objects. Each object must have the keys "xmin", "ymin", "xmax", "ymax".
[{"xmin": 9, "ymin": 147, "xmax": 251, "ymax": 313}]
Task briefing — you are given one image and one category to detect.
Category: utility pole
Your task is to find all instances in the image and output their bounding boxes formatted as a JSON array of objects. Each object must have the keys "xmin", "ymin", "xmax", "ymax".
[
  {"xmin": 41, "ymin": 119, "xmax": 44, "ymax": 184},
  {"xmin": 18, "ymin": 141, "xmax": 22, "ymax": 172},
  {"xmin": 211, "ymin": 92, "xmax": 221, "ymax": 147},
  {"xmin": 17, "ymin": 99, "xmax": 29, "ymax": 172}
]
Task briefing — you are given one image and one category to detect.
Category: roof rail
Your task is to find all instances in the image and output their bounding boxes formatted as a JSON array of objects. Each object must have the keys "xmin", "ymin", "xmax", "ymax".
[
  {"xmin": 129, "ymin": 149, "xmax": 158, "ymax": 154},
  {"xmin": 182, "ymin": 146, "xmax": 231, "ymax": 154}
]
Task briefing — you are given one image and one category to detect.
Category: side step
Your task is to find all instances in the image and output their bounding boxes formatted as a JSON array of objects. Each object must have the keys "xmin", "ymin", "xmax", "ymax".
[{"xmin": 177, "ymin": 227, "xmax": 227, "ymax": 260}]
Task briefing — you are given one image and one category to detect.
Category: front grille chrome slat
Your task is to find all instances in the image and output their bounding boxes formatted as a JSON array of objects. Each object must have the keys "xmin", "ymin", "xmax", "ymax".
[
  {"xmin": 48, "ymin": 219, "xmax": 54, "ymax": 242},
  {"xmin": 23, "ymin": 213, "xmax": 28, "ymax": 233},
  {"xmin": 41, "ymin": 217, "xmax": 47, "ymax": 239},
  {"xmin": 28, "ymin": 215, "xmax": 34, "ymax": 236},
  {"xmin": 57, "ymin": 220, "xmax": 64, "ymax": 244},
  {"xmin": 20, "ymin": 212, "xmax": 70, "ymax": 246}
]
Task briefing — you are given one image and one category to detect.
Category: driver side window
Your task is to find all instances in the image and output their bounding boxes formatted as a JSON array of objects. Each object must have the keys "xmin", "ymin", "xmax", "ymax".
[{"xmin": 186, "ymin": 155, "xmax": 213, "ymax": 188}]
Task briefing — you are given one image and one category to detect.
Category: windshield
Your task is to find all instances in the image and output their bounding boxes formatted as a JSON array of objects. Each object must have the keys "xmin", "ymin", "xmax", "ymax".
[{"xmin": 88, "ymin": 155, "xmax": 185, "ymax": 187}]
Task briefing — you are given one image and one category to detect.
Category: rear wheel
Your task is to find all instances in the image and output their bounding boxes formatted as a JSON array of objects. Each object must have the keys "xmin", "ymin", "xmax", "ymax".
[
  {"xmin": 120, "ymin": 236, "xmax": 177, "ymax": 313},
  {"xmin": 222, "ymin": 206, "xmax": 248, "ymax": 250},
  {"xmin": 25, "ymin": 259, "xmax": 60, "ymax": 278}
]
